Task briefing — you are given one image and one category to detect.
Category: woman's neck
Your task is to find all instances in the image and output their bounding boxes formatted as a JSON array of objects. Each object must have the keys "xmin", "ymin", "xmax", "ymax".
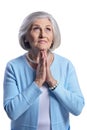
[
  {"xmin": 29, "ymin": 49, "xmax": 40, "ymax": 63},
  {"xmin": 26, "ymin": 49, "xmax": 54, "ymax": 69},
  {"xmin": 29, "ymin": 49, "xmax": 49, "ymax": 61}
]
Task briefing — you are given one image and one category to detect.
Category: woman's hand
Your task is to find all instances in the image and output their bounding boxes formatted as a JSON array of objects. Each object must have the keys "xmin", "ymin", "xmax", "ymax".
[
  {"xmin": 35, "ymin": 51, "xmax": 46, "ymax": 87},
  {"xmin": 46, "ymin": 52, "xmax": 57, "ymax": 87},
  {"xmin": 35, "ymin": 50, "xmax": 57, "ymax": 87}
]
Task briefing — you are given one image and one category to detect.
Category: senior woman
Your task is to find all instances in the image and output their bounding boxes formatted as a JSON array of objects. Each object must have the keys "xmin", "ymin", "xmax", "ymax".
[{"xmin": 3, "ymin": 11, "xmax": 85, "ymax": 130}]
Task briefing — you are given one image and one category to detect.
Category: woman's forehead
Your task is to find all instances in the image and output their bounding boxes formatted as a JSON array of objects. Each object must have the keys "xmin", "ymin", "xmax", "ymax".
[{"xmin": 31, "ymin": 18, "xmax": 52, "ymax": 26}]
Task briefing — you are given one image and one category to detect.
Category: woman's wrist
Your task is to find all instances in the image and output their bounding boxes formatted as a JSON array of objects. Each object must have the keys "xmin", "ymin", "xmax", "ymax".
[
  {"xmin": 47, "ymin": 79, "xmax": 58, "ymax": 90},
  {"xmin": 35, "ymin": 79, "xmax": 43, "ymax": 87}
]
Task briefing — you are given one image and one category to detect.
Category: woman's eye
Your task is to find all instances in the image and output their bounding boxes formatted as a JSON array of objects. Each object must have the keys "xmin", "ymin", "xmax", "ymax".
[
  {"xmin": 46, "ymin": 27, "xmax": 52, "ymax": 31},
  {"xmin": 32, "ymin": 27, "xmax": 40, "ymax": 31}
]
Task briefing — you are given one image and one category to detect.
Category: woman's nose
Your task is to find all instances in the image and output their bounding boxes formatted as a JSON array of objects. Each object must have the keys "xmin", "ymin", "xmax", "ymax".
[{"xmin": 39, "ymin": 29, "xmax": 45, "ymax": 38}]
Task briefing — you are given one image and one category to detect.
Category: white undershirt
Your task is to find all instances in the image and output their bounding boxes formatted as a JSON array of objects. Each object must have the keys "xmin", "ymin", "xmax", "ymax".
[{"xmin": 37, "ymin": 85, "xmax": 50, "ymax": 130}]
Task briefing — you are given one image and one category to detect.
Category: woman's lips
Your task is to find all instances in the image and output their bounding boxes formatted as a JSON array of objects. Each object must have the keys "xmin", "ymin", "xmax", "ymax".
[{"xmin": 38, "ymin": 40, "xmax": 47, "ymax": 44}]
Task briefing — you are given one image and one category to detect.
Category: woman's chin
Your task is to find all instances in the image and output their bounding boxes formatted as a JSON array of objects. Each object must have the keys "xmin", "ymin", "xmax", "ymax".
[{"xmin": 37, "ymin": 46, "xmax": 48, "ymax": 51}]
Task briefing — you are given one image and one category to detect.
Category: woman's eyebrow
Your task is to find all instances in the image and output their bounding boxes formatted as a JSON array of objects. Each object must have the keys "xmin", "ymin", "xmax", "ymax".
[{"xmin": 32, "ymin": 23, "xmax": 52, "ymax": 26}]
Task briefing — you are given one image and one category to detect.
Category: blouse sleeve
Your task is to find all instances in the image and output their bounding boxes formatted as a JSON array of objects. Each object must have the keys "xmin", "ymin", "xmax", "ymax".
[
  {"xmin": 51, "ymin": 61, "xmax": 85, "ymax": 116},
  {"xmin": 3, "ymin": 63, "xmax": 41, "ymax": 120}
]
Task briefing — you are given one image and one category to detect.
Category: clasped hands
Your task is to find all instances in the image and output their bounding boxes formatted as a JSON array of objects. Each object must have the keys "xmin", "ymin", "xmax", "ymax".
[{"xmin": 35, "ymin": 50, "xmax": 57, "ymax": 87}]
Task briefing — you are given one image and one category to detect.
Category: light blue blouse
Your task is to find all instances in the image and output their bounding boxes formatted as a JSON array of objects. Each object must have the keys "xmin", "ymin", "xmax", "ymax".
[{"xmin": 3, "ymin": 53, "xmax": 85, "ymax": 130}]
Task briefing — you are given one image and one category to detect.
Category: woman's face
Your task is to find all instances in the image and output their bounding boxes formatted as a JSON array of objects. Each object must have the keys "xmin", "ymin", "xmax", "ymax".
[{"xmin": 26, "ymin": 18, "xmax": 54, "ymax": 51}]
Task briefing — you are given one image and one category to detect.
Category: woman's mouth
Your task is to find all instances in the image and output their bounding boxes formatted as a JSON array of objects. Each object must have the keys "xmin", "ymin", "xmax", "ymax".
[{"xmin": 38, "ymin": 40, "xmax": 47, "ymax": 44}]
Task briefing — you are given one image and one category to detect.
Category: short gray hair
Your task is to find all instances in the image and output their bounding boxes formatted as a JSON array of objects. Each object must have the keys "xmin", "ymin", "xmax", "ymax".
[{"xmin": 18, "ymin": 11, "xmax": 61, "ymax": 51}]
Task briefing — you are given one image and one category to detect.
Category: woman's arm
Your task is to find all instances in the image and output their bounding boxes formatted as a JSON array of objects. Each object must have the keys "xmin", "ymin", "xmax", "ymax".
[
  {"xmin": 3, "ymin": 63, "xmax": 41, "ymax": 120},
  {"xmin": 50, "ymin": 62, "xmax": 85, "ymax": 115}
]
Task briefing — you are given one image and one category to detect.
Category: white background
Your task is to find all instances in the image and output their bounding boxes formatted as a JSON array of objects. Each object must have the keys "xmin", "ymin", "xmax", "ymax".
[{"xmin": 0, "ymin": 0, "xmax": 87, "ymax": 129}]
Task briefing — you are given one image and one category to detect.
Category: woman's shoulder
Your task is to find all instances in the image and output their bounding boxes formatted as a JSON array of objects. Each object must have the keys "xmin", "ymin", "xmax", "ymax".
[
  {"xmin": 53, "ymin": 53, "xmax": 74, "ymax": 68},
  {"xmin": 54, "ymin": 53, "xmax": 70, "ymax": 62},
  {"xmin": 6, "ymin": 54, "xmax": 26, "ymax": 68}
]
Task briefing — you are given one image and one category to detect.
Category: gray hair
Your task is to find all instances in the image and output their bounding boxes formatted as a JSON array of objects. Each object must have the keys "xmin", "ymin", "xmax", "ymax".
[{"xmin": 18, "ymin": 11, "xmax": 61, "ymax": 51}]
